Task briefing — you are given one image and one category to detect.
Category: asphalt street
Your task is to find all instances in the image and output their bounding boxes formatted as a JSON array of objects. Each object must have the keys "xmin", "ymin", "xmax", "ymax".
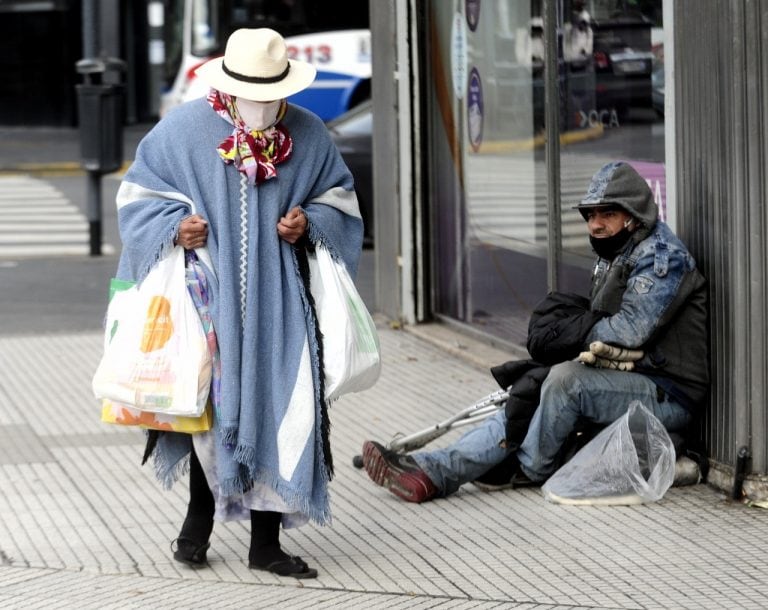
[
  {"xmin": 0, "ymin": 123, "xmax": 144, "ymax": 334},
  {"xmin": 0, "ymin": 122, "xmax": 374, "ymax": 335}
]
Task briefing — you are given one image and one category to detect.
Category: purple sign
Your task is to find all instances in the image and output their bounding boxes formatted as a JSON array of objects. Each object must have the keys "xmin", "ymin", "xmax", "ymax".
[
  {"xmin": 465, "ymin": 0, "xmax": 480, "ymax": 32},
  {"xmin": 467, "ymin": 67, "xmax": 484, "ymax": 152},
  {"xmin": 627, "ymin": 160, "xmax": 667, "ymax": 221}
]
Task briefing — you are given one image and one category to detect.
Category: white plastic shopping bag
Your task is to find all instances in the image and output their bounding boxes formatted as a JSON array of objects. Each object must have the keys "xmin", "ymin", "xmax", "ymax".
[
  {"xmin": 92, "ymin": 247, "xmax": 212, "ymax": 417},
  {"xmin": 541, "ymin": 401, "xmax": 676, "ymax": 505},
  {"xmin": 308, "ymin": 244, "xmax": 381, "ymax": 401}
]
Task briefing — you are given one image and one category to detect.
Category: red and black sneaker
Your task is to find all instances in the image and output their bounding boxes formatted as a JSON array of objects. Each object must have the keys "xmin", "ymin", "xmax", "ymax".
[{"xmin": 361, "ymin": 440, "xmax": 439, "ymax": 503}]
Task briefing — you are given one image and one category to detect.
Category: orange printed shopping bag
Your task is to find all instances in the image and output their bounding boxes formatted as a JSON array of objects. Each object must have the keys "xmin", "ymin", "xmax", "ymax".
[
  {"xmin": 92, "ymin": 246, "xmax": 211, "ymax": 418},
  {"xmin": 100, "ymin": 399, "xmax": 212, "ymax": 433}
]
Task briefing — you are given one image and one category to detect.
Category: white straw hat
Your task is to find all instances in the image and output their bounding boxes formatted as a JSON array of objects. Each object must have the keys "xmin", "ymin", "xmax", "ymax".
[{"xmin": 195, "ymin": 28, "xmax": 316, "ymax": 101}]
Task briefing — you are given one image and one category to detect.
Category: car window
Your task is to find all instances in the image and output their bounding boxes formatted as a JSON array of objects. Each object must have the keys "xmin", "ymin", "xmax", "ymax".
[{"xmin": 328, "ymin": 104, "xmax": 372, "ymax": 136}]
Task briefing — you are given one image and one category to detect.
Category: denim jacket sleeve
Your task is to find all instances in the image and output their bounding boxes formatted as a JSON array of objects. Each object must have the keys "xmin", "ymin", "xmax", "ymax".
[{"xmin": 586, "ymin": 234, "xmax": 698, "ymax": 349}]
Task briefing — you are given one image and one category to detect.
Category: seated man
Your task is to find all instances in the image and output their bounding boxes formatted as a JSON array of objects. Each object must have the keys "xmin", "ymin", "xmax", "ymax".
[{"xmin": 362, "ymin": 161, "xmax": 709, "ymax": 502}]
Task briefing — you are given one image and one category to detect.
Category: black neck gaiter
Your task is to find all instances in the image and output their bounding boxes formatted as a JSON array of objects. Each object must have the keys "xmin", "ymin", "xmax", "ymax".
[{"xmin": 590, "ymin": 228, "xmax": 633, "ymax": 260}]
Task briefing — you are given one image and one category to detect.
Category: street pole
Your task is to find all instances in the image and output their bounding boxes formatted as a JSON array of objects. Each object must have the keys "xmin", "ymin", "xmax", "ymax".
[
  {"xmin": 147, "ymin": 1, "xmax": 165, "ymax": 118},
  {"xmin": 86, "ymin": 171, "xmax": 102, "ymax": 256},
  {"xmin": 81, "ymin": 0, "xmax": 102, "ymax": 256},
  {"xmin": 76, "ymin": 0, "xmax": 125, "ymax": 256},
  {"xmin": 544, "ymin": 0, "xmax": 562, "ymax": 293}
]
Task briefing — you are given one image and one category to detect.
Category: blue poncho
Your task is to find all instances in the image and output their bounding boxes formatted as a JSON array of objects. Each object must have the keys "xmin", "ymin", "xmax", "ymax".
[{"xmin": 115, "ymin": 98, "xmax": 363, "ymax": 525}]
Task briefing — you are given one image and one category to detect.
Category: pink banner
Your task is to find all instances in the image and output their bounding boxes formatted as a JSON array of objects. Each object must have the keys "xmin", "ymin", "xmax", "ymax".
[{"xmin": 627, "ymin": 160, "xmax": 666, "ymax": 221}]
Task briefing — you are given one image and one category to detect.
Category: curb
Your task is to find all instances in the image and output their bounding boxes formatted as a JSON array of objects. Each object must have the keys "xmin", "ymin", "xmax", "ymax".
[
  {"xmin": 477, "ymin": 124, "xmax": 604, "ymax": 154},
  {"xmin": 402, "ymin": 321, "xmax": 528, "ymax": 374},
  {"xmin": 0, "ymin": 161, "xmax": 132, "ymax": 178}
]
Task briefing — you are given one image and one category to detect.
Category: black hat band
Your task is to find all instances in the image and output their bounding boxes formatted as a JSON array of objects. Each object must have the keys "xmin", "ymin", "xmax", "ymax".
[{"xmin": 222, "ymin": 61, "xmax": 291, "ymax": 84}]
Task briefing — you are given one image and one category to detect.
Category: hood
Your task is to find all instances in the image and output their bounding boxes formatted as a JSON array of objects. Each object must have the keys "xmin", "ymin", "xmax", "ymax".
[{"xmin": 575, "ymin": 161, "xmax": 658, "ymax": 228}]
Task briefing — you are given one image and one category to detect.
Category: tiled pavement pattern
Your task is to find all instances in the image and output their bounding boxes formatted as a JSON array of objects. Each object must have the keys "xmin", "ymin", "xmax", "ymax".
[{"xmin": 1, "ymin": 327, "xmax": 767, "ymax": 609}]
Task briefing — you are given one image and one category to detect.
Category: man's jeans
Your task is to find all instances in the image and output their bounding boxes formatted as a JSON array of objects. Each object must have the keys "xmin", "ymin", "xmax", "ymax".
[{"xmin": 412, "ymin": 362, "xmax": 691, "ymax": 497}]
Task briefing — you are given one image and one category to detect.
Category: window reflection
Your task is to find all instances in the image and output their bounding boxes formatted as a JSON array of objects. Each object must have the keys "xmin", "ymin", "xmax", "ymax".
[
  {"xmin": 428, "ymin": 0, "xmax": 665, "ymax": 350},
  {"xmin": 560, "ymin": 0, "xmax": 665, "ymax": 265}
]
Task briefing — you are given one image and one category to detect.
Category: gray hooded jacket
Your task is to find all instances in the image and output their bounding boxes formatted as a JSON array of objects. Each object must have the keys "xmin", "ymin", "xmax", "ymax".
[{"xmin": 580, "ymin": 162, "xmax": 709, "ymax": 410}]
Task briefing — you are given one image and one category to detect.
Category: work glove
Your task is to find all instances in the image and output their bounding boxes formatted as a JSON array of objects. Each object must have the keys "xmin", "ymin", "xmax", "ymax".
[{"xmin": 577, "ymin": 341, "xmax": 643, "ymax": 371}]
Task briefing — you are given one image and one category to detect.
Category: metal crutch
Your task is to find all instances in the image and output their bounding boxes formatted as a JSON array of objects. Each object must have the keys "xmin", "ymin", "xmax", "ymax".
[{"xmin": 352, "ymin": 387, "xmax": 510, "ymax": 468}]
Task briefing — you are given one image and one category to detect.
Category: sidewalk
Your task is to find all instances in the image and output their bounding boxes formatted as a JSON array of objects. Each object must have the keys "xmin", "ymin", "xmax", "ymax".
[
  {"xmin": 1, "ymin": 324, "xmax": 767, "ymax": 609},
  {"xmin": 1, "ymin": 125, "xmax": 767, "ymax": 608}
]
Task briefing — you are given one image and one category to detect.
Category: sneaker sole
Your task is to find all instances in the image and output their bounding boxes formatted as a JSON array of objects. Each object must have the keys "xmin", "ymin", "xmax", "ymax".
[
  {"xmin": 361, "ymin": 441, "xmax": 393, "ymax": 487},
  {"xmin": 472, "ymin": 476, "xmax": 539, "ymax": 492},
  {"xmin": 389, "ymin": 472, "xmax": 435, "ymax": 503},
  {"xmin": 362, "ymin": 441, "xmax": 434, "ymax": 503},
  {"xmin": 471, "ymin": 480, "xmax": 515, "ymax": 492}
]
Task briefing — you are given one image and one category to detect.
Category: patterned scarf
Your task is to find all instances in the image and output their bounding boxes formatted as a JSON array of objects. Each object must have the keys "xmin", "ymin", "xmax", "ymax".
[{"xmin": 207, "ymin": 89, "xmax": 292, "ymax": 185}]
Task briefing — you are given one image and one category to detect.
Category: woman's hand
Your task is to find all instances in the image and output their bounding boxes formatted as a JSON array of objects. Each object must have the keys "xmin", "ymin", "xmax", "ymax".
[
  {"xmin": 175, "ymin": 214, "xmax": 208, "ymax": 249},
  {"xmin": 277, "ymin": 207, "xmax": 307, "ymax": 244}
]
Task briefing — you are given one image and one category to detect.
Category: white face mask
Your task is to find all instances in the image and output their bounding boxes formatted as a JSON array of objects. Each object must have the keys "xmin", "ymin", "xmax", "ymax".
[{"xmin": 235, "ymin": 98, "xmax": 282, "ymax": 130}]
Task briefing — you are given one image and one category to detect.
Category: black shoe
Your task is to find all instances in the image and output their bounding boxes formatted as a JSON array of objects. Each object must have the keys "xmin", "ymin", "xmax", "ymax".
[
  {"xmin": 249, "ymin": 555, "xmax": 318, "ymax": 579},
  {"xmin": 171, "ymin": 537, "xmax": 210, "ymax": 568},
  {"xmin": 472, "ymin": 454, "xmax": 539, "ymax": 491}
]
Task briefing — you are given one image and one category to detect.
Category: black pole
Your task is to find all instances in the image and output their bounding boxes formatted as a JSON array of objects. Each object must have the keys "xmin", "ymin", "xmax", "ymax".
[
  {"xmin": 86, "ymin": 171, "xmax": 103, "ymax": 256},
  {"xmin": 81, "ymin": 0, "xmax": 99, "ymax": 58},
  {"xmin": 82, "ymin": 0, "xmax": 103, "ymax": 256},
  {"xmin": 78, "ymin": 0, "xmax": 125, "ymax": 257}
]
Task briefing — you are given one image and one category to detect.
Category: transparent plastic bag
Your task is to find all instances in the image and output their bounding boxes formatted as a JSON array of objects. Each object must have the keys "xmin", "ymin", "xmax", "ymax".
[
  {"xmin": 307, "ymin": 244, "xmax": 381, "ymax": 401},
  {"xmin": 542, "ymin": 400, "xmax": 676, "ymax": 505}
]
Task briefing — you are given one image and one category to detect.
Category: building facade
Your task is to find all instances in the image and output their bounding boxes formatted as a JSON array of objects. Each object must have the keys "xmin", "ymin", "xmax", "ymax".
[{"xmin": 370, "ymin": 0, "xmax": 768, "ymax": 497}]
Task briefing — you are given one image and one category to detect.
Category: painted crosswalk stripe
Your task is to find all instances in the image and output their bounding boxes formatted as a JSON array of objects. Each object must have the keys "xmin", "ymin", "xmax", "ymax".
[{"xmin": 0, "ymin": 175, "xmax": 114, "ymax": 257}]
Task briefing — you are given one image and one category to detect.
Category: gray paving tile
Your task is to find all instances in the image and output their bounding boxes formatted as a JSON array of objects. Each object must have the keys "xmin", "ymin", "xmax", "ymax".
[{"xmin": 0, "ymin": 329, "xmax": 767, "ymax": 608}]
